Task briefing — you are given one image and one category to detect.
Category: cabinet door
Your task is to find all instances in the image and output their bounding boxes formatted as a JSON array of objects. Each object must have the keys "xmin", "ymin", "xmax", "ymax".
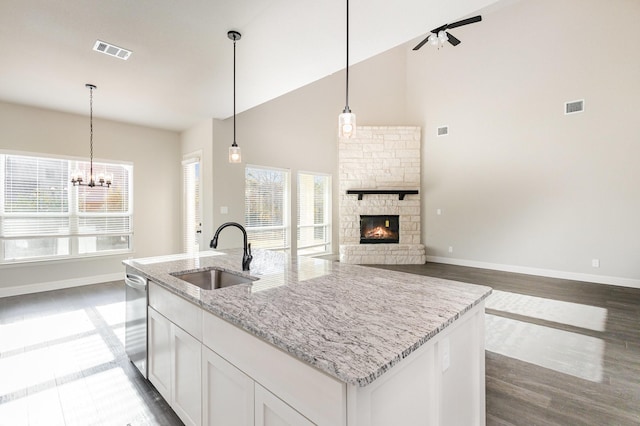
[
  {"xmin": 172, "ymin": 325, "xmax": 202, "ymax": 426},
  {"xmin": 202, "ymin": 346, "xmax": 254, "ymax": 426},
  {"xmin": 255, "ymin": 383, "xmax": 314, "ymax": 426},
  {"xmin": 148, "ymin": 306, "xmax": 172, "ymax": 402}
]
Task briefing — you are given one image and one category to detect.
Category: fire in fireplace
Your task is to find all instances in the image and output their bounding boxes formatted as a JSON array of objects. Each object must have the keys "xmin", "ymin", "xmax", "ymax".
[{"xmin": 360, "ymin": 215, "xmax": 399, "ymax": 244}]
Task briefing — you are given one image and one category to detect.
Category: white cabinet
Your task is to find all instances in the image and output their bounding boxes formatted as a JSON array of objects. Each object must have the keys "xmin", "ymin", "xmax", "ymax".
[
  {"xmin": 148, "ymin": 305, "xmax": 172, "ymax": 401},
  {"xmin": 202, "ymin": 346, "xmax": 254, "ymax": 426},
  {"xmin": 255, "ymin": 383, "xmax": 314, "ymax": 426},
  {"xmin": 202, "ymin": 310, "xmax": 346, "ymax": 425},
  {"xmin": 147, "ymin": 280, "xmax": 486, "ymax": 426},
  {"xmin": 172, "ymin": 325, "xmax": 202, "ymax": 426},
  {"xmin": 148, "ymin": 281, "xmax": 202, "ymax": 426}
]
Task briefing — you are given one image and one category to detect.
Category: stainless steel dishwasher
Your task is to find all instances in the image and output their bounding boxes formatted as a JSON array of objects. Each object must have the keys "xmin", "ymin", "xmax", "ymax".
[{"xmin": 125, "ymin": 268, "xmax": 148, "ymax": 378}]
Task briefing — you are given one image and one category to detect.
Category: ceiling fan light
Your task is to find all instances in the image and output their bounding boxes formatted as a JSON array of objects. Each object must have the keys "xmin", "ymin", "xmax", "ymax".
[
  {"xmin": 438, "ymin": 31, "xmax": 448, "ymax": 42},
  {"xmin": 429, "ymin": 34, "xmax": 439, "ymax": 46}
]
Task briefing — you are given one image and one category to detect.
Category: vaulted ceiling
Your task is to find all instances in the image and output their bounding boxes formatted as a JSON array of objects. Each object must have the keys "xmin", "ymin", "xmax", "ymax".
[{"xmin": 0, "ymin": 0, "xmax": 501, "ymax": 131}]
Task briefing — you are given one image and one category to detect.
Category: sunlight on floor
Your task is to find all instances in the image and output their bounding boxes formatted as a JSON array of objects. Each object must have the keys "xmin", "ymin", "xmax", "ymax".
[
  {"xmin": 0, "ymin": 298, "xmax": 154, "ymax": 425},
  {"xmin": 0, "ymin": 309, "xmax": 94, "ymax": 353},
  {"xmin": 485, "ymin": 290, "xmax": 608, "ymax": 331},
  {"xmin": 485, "ymin": 313, "xmax": 605, "ymax": 382}
]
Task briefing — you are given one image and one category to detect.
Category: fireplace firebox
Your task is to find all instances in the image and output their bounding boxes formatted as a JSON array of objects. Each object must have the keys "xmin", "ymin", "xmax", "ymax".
[{"xmin": 360, "ymin": 215, "xmax": 399, "ymax": 244}]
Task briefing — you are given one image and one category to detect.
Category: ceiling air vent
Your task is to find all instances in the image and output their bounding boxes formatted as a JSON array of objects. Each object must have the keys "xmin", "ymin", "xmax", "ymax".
[
  {"xmin": 565, "ymin": 99, "xmax": 584, "ymax": 115},
  {"xmin": 437, "ymin": 126, "xmax": 449, "ymax": 137},
  {"xmin": 93, "ymin": 40, "xmax": 132, "ymax": 60}
]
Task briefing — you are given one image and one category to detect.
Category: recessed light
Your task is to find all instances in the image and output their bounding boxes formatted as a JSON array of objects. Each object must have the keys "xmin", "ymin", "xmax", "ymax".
[{"xmin": 93, "ymin": 40, "xmax": 132, "ymax": 60}]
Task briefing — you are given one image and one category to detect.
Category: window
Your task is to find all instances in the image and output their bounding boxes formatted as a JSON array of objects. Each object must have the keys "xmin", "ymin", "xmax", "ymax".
[
  {"xmin": 245, "ymin": 165, "xmax": 290, "ymax": 251},
  {"xmin": 182, "ymin": 155, "xmax": 202, "ymax": 254},
  {"xmin": 1, "ymin": 152, "xmax": 133, "ymax": 263},
  {"xmin": 297, "ymin": 172, "xmax": 331, "ymax": 256}
]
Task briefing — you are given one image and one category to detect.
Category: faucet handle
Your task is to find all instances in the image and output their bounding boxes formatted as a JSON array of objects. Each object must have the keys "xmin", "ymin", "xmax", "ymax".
[{"xmin": 247, "ymin": 243, "xmax": 252, "ymax": 255}]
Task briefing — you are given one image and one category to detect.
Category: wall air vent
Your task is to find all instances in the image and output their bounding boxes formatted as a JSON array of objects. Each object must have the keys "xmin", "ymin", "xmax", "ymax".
[
  {"xmin": 93, "ymin": 40, "xmax": 132, "ymax": 60},
  {"xmin": 565, "ymin": 99, "xmax": 584, "ymax": 115},
  {"xmin": 437, "ymin": 126, "xmax": 449, "ymax": 137}
]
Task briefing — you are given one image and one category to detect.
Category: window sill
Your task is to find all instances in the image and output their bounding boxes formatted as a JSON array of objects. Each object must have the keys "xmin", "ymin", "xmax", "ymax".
[{"xmin": 0, "ymin": 250, "xmax": 133, "ymax": 268}]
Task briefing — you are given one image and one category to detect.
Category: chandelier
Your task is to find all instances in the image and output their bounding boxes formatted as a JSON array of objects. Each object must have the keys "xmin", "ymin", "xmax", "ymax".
[{"xmin": 71, "ymin": 84, "xmax": 112, "ymax": 188}]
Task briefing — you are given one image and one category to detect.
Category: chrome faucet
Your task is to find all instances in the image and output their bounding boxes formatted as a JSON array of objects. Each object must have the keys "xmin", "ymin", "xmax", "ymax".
[{"xmin": 210, "ymin": 222, "xmax": 253, "ymax": 271}]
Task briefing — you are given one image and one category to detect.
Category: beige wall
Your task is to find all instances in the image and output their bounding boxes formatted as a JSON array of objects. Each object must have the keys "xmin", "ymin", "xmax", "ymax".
[
  {"xmin": 4, "ymin": 0, "xmax": 637, "ymax": 293},
  {"xmin": 0, "ymin": 101, "xmax": 182, "ymax": 295},
  {"xmin": 181, "ymin": 118, "xmax": 214, "ymax": 249},
  {"xmin": 196, "ymin": 47, "xmax": 410, "ymax": 252},
  {"xmin": 407, "ymin": 0, "xmax": 640, "ymax": 284}
]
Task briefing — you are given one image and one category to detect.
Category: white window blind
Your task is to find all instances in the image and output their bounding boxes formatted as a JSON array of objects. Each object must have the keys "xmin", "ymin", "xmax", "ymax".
[
  {"xmin": 1, "ymin": 152, "xmax": 133, "ymax": 263},
  {"xmin": 245, "ymin": 165, "xmax": 290, "ymax": 251},
  {"xmin": 182, "ymin": 156, "xmax": 201, "ymax": 254},
  {"xmin": 297, "ymin": 172, "xmax": 331, "ymax": 256}
]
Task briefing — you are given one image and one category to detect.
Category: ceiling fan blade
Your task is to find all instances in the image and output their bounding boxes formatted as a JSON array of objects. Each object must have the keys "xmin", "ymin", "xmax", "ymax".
[
  {"xmin": 446, "ymin": 32, "xmax": 461, "ymax": 46},
  {"xmin": 447, "ymin": 15, "xmax": 482, "ymax": 29},
  {"xmin": 412, "ymin": 34, "xmax": 432, "ymax": 50},
  {"xmin": 429, "ymin": 24, "xmax": 448, "ymax": 34}
]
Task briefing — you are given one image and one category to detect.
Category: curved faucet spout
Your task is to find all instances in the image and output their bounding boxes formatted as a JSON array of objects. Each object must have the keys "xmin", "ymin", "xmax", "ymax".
[{"xmin": 210, "ymin": 222, "xmax": 253, "ymax": 271}]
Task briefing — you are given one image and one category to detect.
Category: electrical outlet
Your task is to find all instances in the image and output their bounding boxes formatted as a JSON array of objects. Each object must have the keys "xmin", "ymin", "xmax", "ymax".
[
  {"xmin": 437, "ymin": 208, "xmax": 442, "ymax": 215},
  {"xmin": 220, "ymin": 206, "xmax": 228, "ymax": 214},
  {"xmin": 448, "ymin": 246, "xmax": 453, "ymax": 253},
  {"xmin": 592, "ymin": 259, "xmax": 600, "ymax": 268}
]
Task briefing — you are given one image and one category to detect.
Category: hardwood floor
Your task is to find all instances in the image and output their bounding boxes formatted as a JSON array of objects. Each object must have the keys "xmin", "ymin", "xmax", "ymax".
[
  {"xmin": 1, "ymin": 264, "xmax": 639, "ymax": 425},
  {"xmin": 0, "ymin": 281, "xmax": 182, "ymax": 426},
  {"xmin": 373, "ymin": 263, "xmax": 640, "ymax": 425}
]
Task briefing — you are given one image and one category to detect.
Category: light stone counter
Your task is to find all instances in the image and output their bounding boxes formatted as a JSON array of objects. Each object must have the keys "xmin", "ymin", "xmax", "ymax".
[{"xmin": 124, "ymin": 249, "xmax": 491, "ymax": 387}]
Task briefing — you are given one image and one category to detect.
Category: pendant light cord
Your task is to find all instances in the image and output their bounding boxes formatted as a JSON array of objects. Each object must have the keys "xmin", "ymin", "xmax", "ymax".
[
  {"xmin": 345, "ymin": 0, "xmax": 350, "ymax": 112},
  {"xmin": 233, "ymin": 37, "xmax": 237, "ymax": 145},
  {"xmin": 89, "ymin": 85, "xmax": 94, "ymax": 181}
]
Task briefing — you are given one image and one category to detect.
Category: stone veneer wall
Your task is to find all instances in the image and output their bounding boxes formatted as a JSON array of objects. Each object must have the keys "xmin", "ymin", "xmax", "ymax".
[{"xmin": 339, "ymin": 126, "xmax": 426, "ymax": 264}]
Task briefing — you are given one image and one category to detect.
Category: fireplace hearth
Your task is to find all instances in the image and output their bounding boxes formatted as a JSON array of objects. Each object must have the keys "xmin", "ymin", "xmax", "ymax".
[{"xmin": 360, "ymin": 215, "xmax": 399, "ymax": 244}]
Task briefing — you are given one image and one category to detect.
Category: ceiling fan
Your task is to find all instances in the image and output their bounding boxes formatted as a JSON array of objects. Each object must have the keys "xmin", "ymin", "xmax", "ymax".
[{"xmin": 413, "ymin": 15, "xmax": 482, "ymax": 50}]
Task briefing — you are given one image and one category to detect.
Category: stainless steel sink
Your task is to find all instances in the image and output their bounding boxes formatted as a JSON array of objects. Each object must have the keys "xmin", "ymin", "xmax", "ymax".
[{"xmin": 171, "ymin": 268, "xmax": 255, "ymax": 290}]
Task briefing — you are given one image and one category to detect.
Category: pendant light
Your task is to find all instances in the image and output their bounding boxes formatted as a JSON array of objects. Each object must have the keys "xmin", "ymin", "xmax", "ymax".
[
  {"xmin": 228, "ymin": 30, "xmax": 242, "ymax": 163},
  {"xmin": 71, "ymin": 84, "xmax": 112, "ymax": 188},
  {"xmin": 338, "ymin": 0, "xmax": 356, "ymax": 139}
]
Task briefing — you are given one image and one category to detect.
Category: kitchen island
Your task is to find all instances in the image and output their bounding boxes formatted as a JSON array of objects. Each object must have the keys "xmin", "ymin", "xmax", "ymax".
[{"xmin": 124, "ymin": 249, "xmax": 491, "ymax": 426}]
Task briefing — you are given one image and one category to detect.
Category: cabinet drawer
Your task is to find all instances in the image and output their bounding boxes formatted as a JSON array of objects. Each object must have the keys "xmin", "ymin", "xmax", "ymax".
[
  {"xmin": 203, "ymin": 311, "xmax": 346, "ymax": 426},
  {"xmin": 149, "ymin": 281, "xmax": 202, "ymax": 340}
]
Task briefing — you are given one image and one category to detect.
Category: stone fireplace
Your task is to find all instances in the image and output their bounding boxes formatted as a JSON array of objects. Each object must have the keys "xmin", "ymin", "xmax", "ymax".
[{"xmin": 339, "ymin": 126, "xmax": 426, "ymax": 264}]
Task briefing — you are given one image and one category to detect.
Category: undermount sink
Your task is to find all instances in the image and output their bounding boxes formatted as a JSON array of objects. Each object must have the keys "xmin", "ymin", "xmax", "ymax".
[{"xmin": 172, "ymin": 268, "xmax": 255, "ymax": 290}]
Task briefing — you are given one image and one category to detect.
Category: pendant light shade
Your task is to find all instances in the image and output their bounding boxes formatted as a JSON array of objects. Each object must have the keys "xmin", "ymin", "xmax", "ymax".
[
  {"xmin": 339, "ymin": 108, "xmax": 356, "ymax": 138},
  {"xmin": 229, "ymin": 141, "xmax": 241, "ymax": 163},
  {"xmin": 339, "ymin": 0, "xmax": 356, "ymax": 138},
  {"xmin": 228, "ymin": 30, "xmax": 242, "ymax": 163}
]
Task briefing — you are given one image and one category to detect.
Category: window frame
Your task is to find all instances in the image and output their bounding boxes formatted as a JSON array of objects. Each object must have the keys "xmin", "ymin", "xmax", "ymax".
[
  {"xmin": 244, "ymin": 164, "xmax": 291, "ymax": 253},
  {"xmin": 182, "ymin": 152, "xmax": 202, "ymax": 254},
  {"xmin": 296, "ymin": 171, "xmax": 332, "ymax": 257},
  {"xmin": 0, "ymin": 150, "xmax": 134, "ymax": 264}
]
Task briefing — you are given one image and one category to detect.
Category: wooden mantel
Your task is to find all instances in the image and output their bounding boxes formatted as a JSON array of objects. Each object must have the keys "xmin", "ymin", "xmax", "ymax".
[{"xmin": 346, "ymin": 189, "xmax": 419, "ymax": 201}]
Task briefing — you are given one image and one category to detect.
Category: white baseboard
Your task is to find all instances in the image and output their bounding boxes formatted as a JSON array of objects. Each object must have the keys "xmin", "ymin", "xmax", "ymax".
[
  {"xmin": 426, "ymin": 256, "xmax": 640, "ymax": 289},
  {"xmin": 0, "ymin": 272, "xmax": 124, "ymax": 298}
]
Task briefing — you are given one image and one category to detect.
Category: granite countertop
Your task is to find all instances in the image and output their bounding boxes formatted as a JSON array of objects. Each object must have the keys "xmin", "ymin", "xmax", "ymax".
[{"xmin": 124, "ymin": 249, "xmax": 492, "ymax": 387}]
